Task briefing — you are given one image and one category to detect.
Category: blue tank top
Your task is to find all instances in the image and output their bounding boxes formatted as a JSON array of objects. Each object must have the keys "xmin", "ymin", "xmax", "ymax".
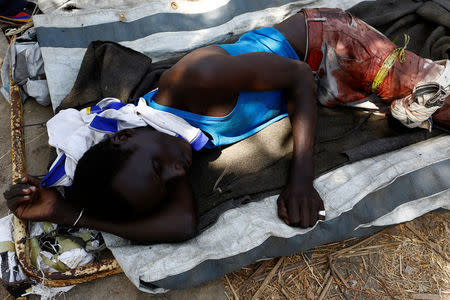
[{"xmin": 143, "ymin": 27, "xmax": 299, "ymax": 148}]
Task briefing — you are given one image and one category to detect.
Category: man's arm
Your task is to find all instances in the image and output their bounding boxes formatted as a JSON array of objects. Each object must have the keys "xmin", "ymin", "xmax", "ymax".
[
  {"xmin": 4, "ymin": 175, "xmax": 197, "ymax": 243},
  {"xmin": 279, "ymin": 64, "xmax": 324, "ymax": 228},
  {"xmin": 160, "ymin": 48, "xmax": 324, "ymax": 227}
]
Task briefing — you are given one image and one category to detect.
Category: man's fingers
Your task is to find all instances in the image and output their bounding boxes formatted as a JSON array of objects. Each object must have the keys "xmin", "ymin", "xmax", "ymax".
[
  {"xmin": 287, "ymin": 197, "xmax": 301, "ymax": 226},
  {"xmin": 318, "ymin": 200, "xmax": 325, "ymax": 211},
  {"xmin": 7, "ymin": 195, "xmax": 32, "ymax": 211},
  {"xmin": 299, "ymin": 201, "xmax": 310, "ymax": 228},
  {"xmin": 4, "ymin": 184, "xmax": 36, "ymax": 212},
  {"xmin": 277, "ymin": 197, "xmax": 289, "ymax": 225},
  {"xmin": 309, "ymin": 207, "xmax": 318, "ymax": 227},
  {"xmin": 3, "ymin": 184, "xmax": 33, "ymax": 199},
  {"xmin": 21, "ymin": 174, "xmax": 41, "ymax": 187}
]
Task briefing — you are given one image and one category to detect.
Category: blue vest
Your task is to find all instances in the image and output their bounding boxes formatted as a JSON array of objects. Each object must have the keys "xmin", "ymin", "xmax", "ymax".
[{"xmin": 143, "ymin": 27, "xmax": 299, "ymax": 148}]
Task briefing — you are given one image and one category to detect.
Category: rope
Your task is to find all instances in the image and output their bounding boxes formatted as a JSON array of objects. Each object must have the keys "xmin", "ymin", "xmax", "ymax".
[{"xmin": 371, "ymin": 34, "xmax": 410, "ymax": 93}]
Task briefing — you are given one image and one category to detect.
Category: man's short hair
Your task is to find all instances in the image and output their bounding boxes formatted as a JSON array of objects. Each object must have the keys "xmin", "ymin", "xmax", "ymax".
[{"xmin": 68, "ymin": 137, "xmax": 136, "ymax": 220}]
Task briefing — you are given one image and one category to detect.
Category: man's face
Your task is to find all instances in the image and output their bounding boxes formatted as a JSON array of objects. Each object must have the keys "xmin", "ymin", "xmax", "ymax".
[{"xmin": 111, "ymin": 128, "xmax": 192, "ymax": 215}]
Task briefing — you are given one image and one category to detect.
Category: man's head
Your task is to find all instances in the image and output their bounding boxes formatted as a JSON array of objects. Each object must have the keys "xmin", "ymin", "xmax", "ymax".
[{"xmin": 69, "ymin": 127, "xmax": 192, "ymax": 220}]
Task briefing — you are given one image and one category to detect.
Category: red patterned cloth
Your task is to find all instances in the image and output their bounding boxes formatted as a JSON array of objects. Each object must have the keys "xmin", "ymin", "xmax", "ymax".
[{"xmin": 302, "ymin": 8, "xmax": 445, "ymax": 106}]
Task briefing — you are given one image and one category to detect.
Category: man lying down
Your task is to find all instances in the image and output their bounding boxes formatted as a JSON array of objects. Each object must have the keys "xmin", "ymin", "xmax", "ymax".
[{"xmin": 4, "ymin": 8, "xmax": 450, "ymax": 243}]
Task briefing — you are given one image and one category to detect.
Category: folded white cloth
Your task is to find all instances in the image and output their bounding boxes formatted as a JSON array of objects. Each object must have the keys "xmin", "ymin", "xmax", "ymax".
[
  {"xmin": 0, "ymin": 215, "xmax": 27, "ymax": 284},
  {"xmin": 42, "ymin": 98, "xmax": 208, "ymax": 187},
  {"xmin": 390, "ymin": 59, "xmax": 450, "ymax": 130}
]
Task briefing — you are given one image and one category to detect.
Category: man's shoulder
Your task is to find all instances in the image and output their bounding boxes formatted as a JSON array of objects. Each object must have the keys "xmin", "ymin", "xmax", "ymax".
[{"xmin": 159, "ymin": 47, "xmax": 231, "ymax": 91}]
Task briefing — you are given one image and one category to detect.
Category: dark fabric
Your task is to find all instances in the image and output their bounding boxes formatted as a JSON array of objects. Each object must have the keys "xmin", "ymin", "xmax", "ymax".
[
  {"xmin": 151, "ymin": 159, "xmax": 450, "ymax": 290},
  {"xmin": 56, "ymin": 41, "xmax": 171, "ymax": 112},
  {"xmin": 0, "ymin": 0, "xmax": 26, "ymax": 15},
  {"xmin": 193, "ymin": 108, "xmax": 443, "ymax": 230},
  {"xmin": 343, "ymin": 130, "xmax": 438, "ymax": 162},
  {"xmin": 348, "ymin": 0, "xmax": 450, "ymax": 60}
]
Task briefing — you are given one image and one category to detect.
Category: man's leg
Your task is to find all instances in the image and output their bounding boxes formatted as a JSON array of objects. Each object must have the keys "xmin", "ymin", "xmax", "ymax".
[
  {"xmin": 273, "ymin": 9, "xmax": 380, "ymax": 106},
  {"xmin": 280, "ymin": 8, "xmax": 449, "ymax": 130},
  {"xmin": 279, "ymin": 8, "xmax": 446, "ymax": 106}
]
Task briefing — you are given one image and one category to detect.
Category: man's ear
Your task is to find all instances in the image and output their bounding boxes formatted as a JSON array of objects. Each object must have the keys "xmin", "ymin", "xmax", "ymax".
[{"xmin": 111, "ymin": 129, "xmax": 135, "ymax": 145}]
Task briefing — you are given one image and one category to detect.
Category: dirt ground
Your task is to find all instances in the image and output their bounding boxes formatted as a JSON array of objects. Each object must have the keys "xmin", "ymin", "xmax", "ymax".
[{"xmin": 0, "ymin": 28, "xmax": 448, "ymax": 300}]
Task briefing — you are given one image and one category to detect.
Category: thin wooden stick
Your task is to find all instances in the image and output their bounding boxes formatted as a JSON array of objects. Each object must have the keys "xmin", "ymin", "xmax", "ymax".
[
  {"xmin": 248, "ymin": 260, "xmax": 271, "ymax": 280},
  {"xmin": 330, "ymin": 263, "xmax": 349, "ymax": 289},
  {"xmin": 318, "ymin": 270, "xmax": 333, "ymax": 300},
  {"xmin": 399, "ymin": 254, "xmax": 403, "ymax": 278},
  {"xmin": 237, "ymin": 260, "xmax": 271, "ymax": 293},
  {"xmin": 333, "ymin": 275, "xmax": 351, "ymax": 300},
  {"xmin": 224, "ymin": 291, "xmax": 232, "ymax": 300},
  {"xmin": 251, "ymin": 257, "xmax": 284, "ymax": 300},
  {"xmin": 224, "ymin": 274, "xmax": 239, "ymax": 300},
  {"xmin": 280, "ymin": 287, "xmax": 292, "ymax": 300},
  {"xmin": 332, "ymin": 232, "xmax": 382, "ymax": 258},
  {"xmin": 361, "ymin": 256, "xmax": 367, "ymax": 271},
  {"xmin": 302, "ymin": 253, "xmax": 322, "ymax": 286}
]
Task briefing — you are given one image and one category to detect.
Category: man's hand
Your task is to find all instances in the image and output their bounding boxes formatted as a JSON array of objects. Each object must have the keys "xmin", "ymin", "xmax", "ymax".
[
  {"xmin": 277, "ymin": 181, "xmax": 325, "ymax": 228},
  {"xmin": 3, "ymin": 174, "xmax": 70, "ymax": 223}
]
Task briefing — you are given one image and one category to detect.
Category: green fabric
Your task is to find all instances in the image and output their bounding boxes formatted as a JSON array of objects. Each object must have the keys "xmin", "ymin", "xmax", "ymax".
[
  {"xmin": 30, "ymin": 238, "xmax": 40, "ymax": 267},
  {"xmin": 42, "ymin": 222, "xmax": 54, "ymax": 234},
  {"xmin": 39, "ymin": 253, "xmax": 69, "ymax": 272},
  {"xmin": 57, "ymin": 236, "xmax": 81, "ymax": 254},
  {"xmin": 0, "ymin": 241, "xmax": 15, "ymax": 253},
  {"xmin": 75, "ymin": 232, "xmax": 93, "ymax": 247}
]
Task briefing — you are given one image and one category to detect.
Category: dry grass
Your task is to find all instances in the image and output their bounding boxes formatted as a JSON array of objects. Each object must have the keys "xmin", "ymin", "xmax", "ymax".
[{"xmin": 222, "ymin": 211, "xmax": 450, "ymax": 300}]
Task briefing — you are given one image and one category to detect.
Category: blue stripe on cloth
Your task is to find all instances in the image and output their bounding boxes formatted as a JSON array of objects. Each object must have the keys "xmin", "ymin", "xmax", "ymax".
[
  {"xmin": 41, "ymin": 154, "xmax": 67, "ymax": 188},
  {"xmin": 89, "ymin": 115, "xmax": 118, "ymax": 133},
  {"xmin": 88, "ymin": 105, "xmax": 102, "ymax": 114},
  {"xmin": 102, "ymin": 102, "xmax": 128, "ymax": 111},
  {"xmin": 35, "ymin": 0, "xmax": 297, "ymax": 48}
]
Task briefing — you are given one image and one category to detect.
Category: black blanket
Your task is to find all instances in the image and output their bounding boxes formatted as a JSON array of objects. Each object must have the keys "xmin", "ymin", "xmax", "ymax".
[
  {"xmin": 55, "ymin": 41, "xmax": 171, "ymax": 112},
  {"xmin": 349, "ymin": 0, "xmax": 450, "ymax": 60}
]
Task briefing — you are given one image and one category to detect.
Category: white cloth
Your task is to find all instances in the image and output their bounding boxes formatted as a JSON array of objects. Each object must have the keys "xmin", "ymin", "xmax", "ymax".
[
  {"xmin": 46, "ymin": 98, "xmax": 207, "ymax": 187},
  {"xmin": 0, "ymin": 28, "xmax": 50, "ymax": 106},
  {"xmin": 0, "ymin": 215, "xmax": 27, "ymax": 284},
  {"xmin": 390, "ymin": 60, "xmax": 450, "ymax": 130}
]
